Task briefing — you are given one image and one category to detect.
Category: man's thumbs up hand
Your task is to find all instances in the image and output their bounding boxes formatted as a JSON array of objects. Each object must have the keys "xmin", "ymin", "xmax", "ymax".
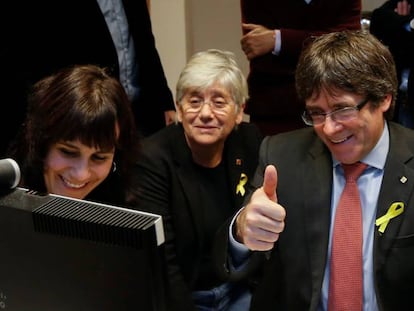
[
  {"xmin": 235, "ymin": 165, "xmax": 286, "ymax": 251},
  {"xmin": 262, "ymin": 164, "xmax": 278, "ymax": 202}
]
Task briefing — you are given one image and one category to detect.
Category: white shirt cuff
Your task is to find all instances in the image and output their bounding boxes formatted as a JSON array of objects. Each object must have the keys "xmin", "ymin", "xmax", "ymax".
[
  {"xmin": 272, "ymin": 29, "xmax": 281, "ymax": 55},
  {"xmin": 229, "ymin": 207, "xmax": 250, "ymax": 267}
]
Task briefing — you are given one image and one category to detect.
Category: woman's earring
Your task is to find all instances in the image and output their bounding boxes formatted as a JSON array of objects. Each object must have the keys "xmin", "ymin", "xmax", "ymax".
[{"xmin": 112, "ymin": 162, "xmax": 117, "ymax": 173}]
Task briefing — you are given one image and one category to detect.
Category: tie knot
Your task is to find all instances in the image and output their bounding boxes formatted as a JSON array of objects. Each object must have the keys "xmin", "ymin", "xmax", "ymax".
[{"xmin": 342, "ymin": 162, "xmax": 367, "ymax": 182}]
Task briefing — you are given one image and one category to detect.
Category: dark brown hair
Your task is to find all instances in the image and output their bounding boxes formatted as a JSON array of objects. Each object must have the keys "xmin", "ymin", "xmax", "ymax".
[
  {"xmin": 10, "ymin": 64, "xmax": 141, "ymax": 205},
  {"xmin": 295, "ymin": 30, "xmax": 398, "ymax": 119}
]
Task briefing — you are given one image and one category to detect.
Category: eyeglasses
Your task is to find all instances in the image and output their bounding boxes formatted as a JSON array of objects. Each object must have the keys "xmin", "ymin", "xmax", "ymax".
[
  {"xmin": 183, "ymin": 97, "xmax": 233, "ymax": 115},
  {"xmin": 301, "ymin": 98, "xmax": 369, "ymax": 126}
]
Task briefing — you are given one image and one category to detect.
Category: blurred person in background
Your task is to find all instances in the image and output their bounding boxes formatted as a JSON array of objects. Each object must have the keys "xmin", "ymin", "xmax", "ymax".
[
  {"xmin": 0, "ymin": 0, "xmax": 174, "ymax": 156},
  {"xmin": 239, "ymin": 0, "xmax": 361, "ymax": 136},
  {"xmin": 370, "ymin": 0, "xmax": 414, "ymax": 128}
]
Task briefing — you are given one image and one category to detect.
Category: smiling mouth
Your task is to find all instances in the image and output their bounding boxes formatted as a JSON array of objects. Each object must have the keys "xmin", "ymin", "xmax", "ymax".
[
  {"xmin": 330, "ymin": 135, "xmax": 351, "ymax": 144},
  {"xmin": 61, "ymin": 176, "xmax": 87, "ymax": 189},
  {"xmin": 196, "ymin": 125, "xmax": 217, "ymax": 129}
]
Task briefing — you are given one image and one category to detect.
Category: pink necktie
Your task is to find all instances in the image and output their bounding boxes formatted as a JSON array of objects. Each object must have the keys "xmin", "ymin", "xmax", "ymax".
[{"xmin": 328, "ymin": 162, "xmax": 367, "ymax": 311}]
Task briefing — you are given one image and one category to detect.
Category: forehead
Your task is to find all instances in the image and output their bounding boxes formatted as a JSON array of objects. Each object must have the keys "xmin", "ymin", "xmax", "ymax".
[
  {"xmin": 186, "ymin": 82, "xmax": 231, "ymax": 97},
  {"xmin": 306, "ymin": 88, "xmax": 362, "ymax": 108},
  {"xmin": 57, "ymin": 140, "xmax": 115, "ymax": 153}
]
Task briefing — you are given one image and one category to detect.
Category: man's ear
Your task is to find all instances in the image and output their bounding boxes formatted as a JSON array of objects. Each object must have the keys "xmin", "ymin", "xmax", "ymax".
[{"xmin": 380, "ymin": 93, "xmax": 392, "ymax": 113}]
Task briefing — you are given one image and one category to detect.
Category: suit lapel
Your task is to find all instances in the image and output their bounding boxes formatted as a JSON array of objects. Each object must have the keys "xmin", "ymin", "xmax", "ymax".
[
  {"xmin": 304, "ymin": 138, "xmax": 333, "ymax": 310},
  {"xmin": 225, "ymin": 130, "xmax": 249, "ymax": 211},
  {"xmin": 374, "ymin": 124, "xmax": 414, "ymax": 269},
  {"xmin": 171, "ymin": 126, "xmax": 205, "ymax": 249}
]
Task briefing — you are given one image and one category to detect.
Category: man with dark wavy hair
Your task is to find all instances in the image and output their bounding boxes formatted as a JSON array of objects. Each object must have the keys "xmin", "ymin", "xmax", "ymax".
[{"xmin": 214, "ymin": 31, "xmax": 413, "ymax": 311}]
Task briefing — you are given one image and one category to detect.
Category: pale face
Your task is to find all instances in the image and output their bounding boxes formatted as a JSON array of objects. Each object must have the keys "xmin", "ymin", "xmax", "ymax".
[
  {"xmin": 43, "ymin": 140, "xmax": 115, "ymax": 199},
  {"xmin": 177, "ymin": 83, "xmax": 244, "ymax": 149},
  {"xmin": 307, "ymin": 89, "xmax": 391, "ymax": 164}
]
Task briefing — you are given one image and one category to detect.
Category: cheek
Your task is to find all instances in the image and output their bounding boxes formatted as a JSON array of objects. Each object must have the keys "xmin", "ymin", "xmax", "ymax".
[
  {"xmin": 183, "ymin": 112, "xmax": 197, "ymax": 123},
  {"xmin": 43, "ymin": 158, "xmax": 63, "ymax": 193},
  {"xmin": 181, "ymin": 115, "xmax": 198, "ymax": 134},
  {"xmin": 217, "ymin": 112, "xmax": 235, "ymax": 124},
  {"xmin": 312, "ymin": 125, "xmax": 328, "ymax": 142},
  {"xmin": 221, "ymin": 115, "xmax": 239, "ymax": 128},
  {"xmin": 44, "ymin": 153, "xmax": 67, "ymax": 173},
  {"xmin": 94, "ymin": 163, "xmax": 113, "ymax": 181}
]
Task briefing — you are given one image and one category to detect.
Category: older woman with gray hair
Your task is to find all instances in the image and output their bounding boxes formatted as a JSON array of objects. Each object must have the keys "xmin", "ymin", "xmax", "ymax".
[{"xmin": 135, "ymin": 49, "xmax": 263, "ymax": 311}]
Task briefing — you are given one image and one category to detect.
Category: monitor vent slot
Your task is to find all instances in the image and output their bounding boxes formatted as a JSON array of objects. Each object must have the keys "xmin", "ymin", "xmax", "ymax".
[{"xmin": 32, "ymin": 197, "xmax": 157, "ymax": 249}]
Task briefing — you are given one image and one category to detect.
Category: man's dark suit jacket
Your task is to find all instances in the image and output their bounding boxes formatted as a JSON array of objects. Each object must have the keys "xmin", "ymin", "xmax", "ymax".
[
  {"xmin": 1, "ymin": 0, "xmax": 174, "ymax": 156},
  {"xmin": 214, "ymin": 122, "xmax": 414, "ymax": 310},
  {"xmin": 135, "ymin": 122, "xmax": 263, "ymax": 310}
]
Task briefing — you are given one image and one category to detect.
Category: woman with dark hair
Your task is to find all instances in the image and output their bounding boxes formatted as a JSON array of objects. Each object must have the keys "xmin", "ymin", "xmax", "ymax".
[{"xmin": 8, "ymin": 64, "xmax": 141, "ymax": 206}]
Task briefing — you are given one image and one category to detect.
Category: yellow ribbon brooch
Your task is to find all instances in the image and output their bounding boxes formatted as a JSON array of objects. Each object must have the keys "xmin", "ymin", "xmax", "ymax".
[
  {"xmin": 375, "ymin": 202, "xmax": 404, "ymax": 234},
  {"xmin": 236, "ymin": 173, "xmax": 247, "ymax": 196}
]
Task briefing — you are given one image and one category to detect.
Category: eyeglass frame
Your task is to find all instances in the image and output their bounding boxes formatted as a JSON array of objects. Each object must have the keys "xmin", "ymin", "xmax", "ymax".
[
  {"xmin": 181, "ymin": 95, "xmax": 236, "ymax": 115},
  {"xmin": 301, "ymin": 98, "xmax": 369, "ymax": 126}
]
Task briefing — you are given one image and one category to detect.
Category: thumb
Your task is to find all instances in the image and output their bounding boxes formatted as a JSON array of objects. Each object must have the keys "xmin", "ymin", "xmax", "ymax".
[
  {"xmin": 263, "ymin": 165, "xmax": 278, "ymax": 202},
  {"xmin": 242, "ymin": 23, "xmax": 258, "ymax": 32}
]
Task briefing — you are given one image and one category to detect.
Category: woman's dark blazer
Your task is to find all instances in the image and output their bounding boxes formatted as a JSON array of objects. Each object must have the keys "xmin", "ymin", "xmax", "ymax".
[{"xmin": 135, "ymin": 122, "xmax": 263, "ymax": 310}]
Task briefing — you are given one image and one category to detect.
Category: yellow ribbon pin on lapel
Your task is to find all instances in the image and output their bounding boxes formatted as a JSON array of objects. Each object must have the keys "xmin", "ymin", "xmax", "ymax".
[
  {"xmin": 375, "ymin": 202, "xmax": 404, "ymax": 234},
  {"xmin": 236, "ymin": 173, "xmax": 247, "ymax": 196}
]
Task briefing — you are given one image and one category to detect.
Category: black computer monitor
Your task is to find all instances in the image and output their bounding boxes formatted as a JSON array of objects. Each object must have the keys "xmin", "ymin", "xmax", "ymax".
[{"xmin": 0, "ymin": 187, "xmax": 166, "ymax": 311}]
